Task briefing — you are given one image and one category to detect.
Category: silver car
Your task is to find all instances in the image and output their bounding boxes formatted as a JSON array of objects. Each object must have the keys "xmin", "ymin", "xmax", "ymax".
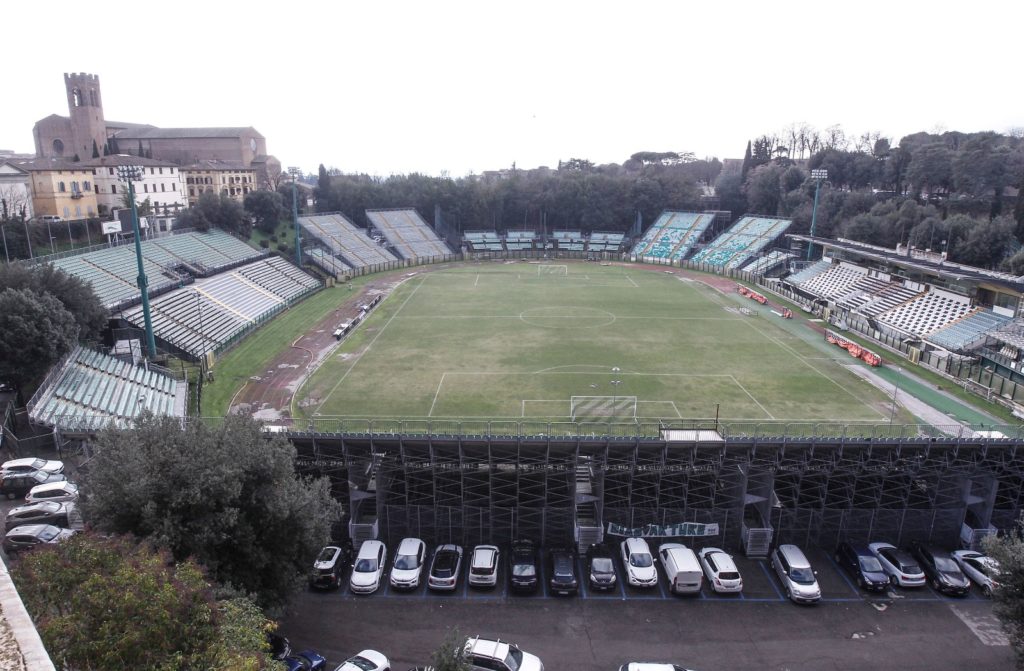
[
  {"xmin": 770, "ymin": 544, "xmax": 821, "ymax": 604},
  {"xmin": 5, "ymin": 501, "xmax": 74, "ymax": 531},
  {"xmin": 3, "ymin": 524, "xmax": 77, "ymax": 554}
]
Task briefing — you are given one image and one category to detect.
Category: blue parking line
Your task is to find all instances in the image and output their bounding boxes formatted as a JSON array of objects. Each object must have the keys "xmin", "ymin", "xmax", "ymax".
[
  {"xmin": 461, "ymin": 572, "xmax": 468, "ymax": 598},
  {"xmin": 758, "ymin": 560, "xmax": 786, "ymax": 601},
  {"xmin": 824, "ymin": 554, "xmax": 862, "ymax": 597}
]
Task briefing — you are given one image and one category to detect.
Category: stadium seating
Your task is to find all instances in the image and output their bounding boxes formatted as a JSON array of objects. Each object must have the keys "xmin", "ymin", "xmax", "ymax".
[
  {"xmin": 835, "ymin": 278, "xmax": 922, "ymax": 317},
  {"xmin": 505, "ymin": 230, "xmax": 536, "ymax": 251},
  {"xmin": 464, "ymin": 230, "xmax": 504, "ymax": 251},
  {"xmin": 876, "ymin": 289, "xmax": 973, "ymax": 336},
  {"xmin": 786, "ymin": 259, "xmax": 831, "ymax": 285},
  {"xmin": 299, "ymin": 213, "xmax": 398, "ymax": 268},
  {"xmin": 795, "ymin": 262, "xmax": 867, "ymax": 300},
  {"xmin": 552, "ymin": 230, "xmax": 585, "ymax": 251},
  {"xmin": 741, "ymin": 250, "xmax": 793, "ymax": 275},
  {"xmin": 48, "ymin": 230, "xmax": 263, "ymax": 308},
  {"xmin": 587, "ymin": 232, "xmax": 625, "ymax": 252},
  {"xmin": 630, "ymin": 212, "xmax": 714, "ymax": 260},
  {"xmin": 366, "ymin": 209, "xmax": 451, "ymax": 259},
  {"xmin": 29, "ymin": 346, "xmax": 184, "ymax": 430},
  {"xmin": 689, "ymin": 216, "xmax": 792, "ymax": 268},
  {"xmin": 307, "ymin": 248, "xmax": 352, "ymax": 277},
  {"xmin": 926, "ymin": 309, "xmax": 1011, "ymax": 351},
  {"xmin": 119, "ymin": 257, "xmax": 321, "ymax": 358}
]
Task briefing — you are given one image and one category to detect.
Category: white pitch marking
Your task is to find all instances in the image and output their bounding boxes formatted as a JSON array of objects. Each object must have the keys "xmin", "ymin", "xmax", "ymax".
[
  {"xmin": 428, "ymin": 372, "xmax": 447, "ymax": 417},
  {"xmin": 730, "ymin": 375, "xmax": 776, "ymax": 420},
  {"xmin": 474, "ymin": 274, "xmax": 480, "ymax": 287},
  {"xmin": 625, "ymin": 275, "xmax": 639, "ymax": 288}
]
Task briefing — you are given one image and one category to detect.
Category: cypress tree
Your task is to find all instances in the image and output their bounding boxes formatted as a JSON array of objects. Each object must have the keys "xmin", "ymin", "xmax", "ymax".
[
  {"xmin": 138, "ymin": 140, "xmax": 144, "ymax": 157},
  {"xmin": 91, "ymin": 139, "xmax": 100, "ymax": 158},
  {"xmin": 741, "ymin": 140, "xmax": 753, "ymax": 181}
]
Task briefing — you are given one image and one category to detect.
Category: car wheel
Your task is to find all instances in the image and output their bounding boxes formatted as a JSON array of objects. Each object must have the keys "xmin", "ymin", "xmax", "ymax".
[
  {"xmin": 889, "ymin": 574, "xmax": 899, "ymax": 588},
  {"xmin": 983, "ymin": 584, "xmax": 993, "ymax": 598},
  {"xmin": 857, "ymin": 576, "xmax": 865, "ymax": 590},
  {"xmin": 932, "ymin": 578, "xmax": 942, "ymax": 591}
]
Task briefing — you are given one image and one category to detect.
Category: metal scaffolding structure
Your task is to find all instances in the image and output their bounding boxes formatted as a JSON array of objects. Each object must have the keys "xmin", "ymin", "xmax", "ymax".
[{"xmin": 289, "ymin": 431, "xmax": 1024, "ymax": 553}]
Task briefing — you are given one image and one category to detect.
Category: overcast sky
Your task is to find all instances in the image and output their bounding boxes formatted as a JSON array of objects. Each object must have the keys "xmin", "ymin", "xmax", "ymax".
[{"xmin": 3, "ymin": 1, "xmax": 1021, "ymax": 177}]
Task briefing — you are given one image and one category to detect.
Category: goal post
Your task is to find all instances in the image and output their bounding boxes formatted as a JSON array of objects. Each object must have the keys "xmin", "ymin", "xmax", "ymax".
[
  {"xmin": 537, "ymin": 264, "xmax": 568, "ymax": 276},
  {"xmin": 570, "ymin": 396, "xmax": 638, "ymax": 420}
]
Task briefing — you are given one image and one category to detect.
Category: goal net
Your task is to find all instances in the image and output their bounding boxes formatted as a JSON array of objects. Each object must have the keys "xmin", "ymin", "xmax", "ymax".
[
  {"xmin": 570, "ymin": 396, "xmax": 638, "ymax": 420},
  {"xmin": 537, "ymin": 264, "xmax": 568, "ymax": 276}
]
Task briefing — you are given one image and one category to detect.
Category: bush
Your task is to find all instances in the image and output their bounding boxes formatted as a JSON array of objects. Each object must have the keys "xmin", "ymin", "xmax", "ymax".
[{"xmin": 259, "ymin": 240, "xmax": 270, "ymax": 249}]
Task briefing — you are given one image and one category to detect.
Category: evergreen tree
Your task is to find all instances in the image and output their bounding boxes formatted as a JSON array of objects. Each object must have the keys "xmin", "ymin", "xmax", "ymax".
[
  {"xmin": 91, "ymin": 139, "xmax": 100, "ymax": 158},
  {"xmin": 102, "ymin": 142, "xmax": 110, "ymax": 156},
  {"xmin": 72, "ymin": 153, "xmax": 80, "ymax": 162},
  {"xmin": 109, "ymin": 136, "xmax": 120, "ymax": 154},
  {"xmin": 741, "ymin": 140, "xmax": 753, "ymax": 181},
  {"xmin": 138, "ymin": 140, "xmax": 144, "ymax": 157}
]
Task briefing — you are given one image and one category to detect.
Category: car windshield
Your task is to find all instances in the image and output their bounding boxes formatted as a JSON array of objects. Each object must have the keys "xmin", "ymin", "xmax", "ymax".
[
  {"xmin": 395, "ymin": 553, "xmax": 420, "ymax": 570},
  {"xmin": 789, "ymin": 567, "xmax": 816, "ymax": 584},
  {"xmin": 512, "ymin": 562, "xmax": 536, "ymax": 577},
  {"xmin": 346, "ymin": 656, "xmax": 378, "ymax": 671},
  {"xmin": 901, "ymin": 561, "xmax": 921, "ymax": 574},
  {"xmin": 504, "ymin": 647, "xmax": 524, "ymax": 671},
  {"xmin": 719, "ymin": 571, "xmax": 740, "ymax": 580},
  {"xmin": 316, "ymin": 547, "xmax": 337, "ymax": 563},
  {"xmin": 630, "ymin": 553, "xmax": 653, "ymax": 568},
  {"xmin": 592, "ymin": 557, "xmax": 614, "ymax": 573},
  {"xmin": 27, "ymin": 459, "xmax": 45, "ymax": 469},
  {"xmin": 38, "ymin": 527, "xmax": 60, "ymax": 542},
  {"xmin": 354, "ymin": 558, "xmax": 378, "ymax": 573},
  {"xmin": 859, "ymin": 557, "xmax": 883, "ymax": 573},
  {"xmin": 31, "ymin": 471, "xmax": 51, "ymax": 484},
  {"xmin": 934, "ymin": 556, "xmax": 959, "ymax": 572}
]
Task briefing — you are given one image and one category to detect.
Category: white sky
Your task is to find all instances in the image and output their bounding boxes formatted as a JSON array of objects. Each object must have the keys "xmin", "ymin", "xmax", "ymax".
[{"xmin": 3, "ymin": 1, "xmax": 1021, "ymax": 177}]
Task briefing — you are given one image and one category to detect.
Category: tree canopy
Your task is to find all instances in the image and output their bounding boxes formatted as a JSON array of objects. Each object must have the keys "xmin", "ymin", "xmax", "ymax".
[
  {"xmin": 0, "ymin": 262, "xmax": 106, "ymax": 340},
  {"xmin": 177, "ymin": 192, "xmax": 251, "ymax": 237},
  {"xmin": 0, "ymin": 287, "xmax": 79, "ymax": 392},
  {"xmin": 12, "ymin": 533, "xmax": 275, "ymax": 671},
  {"xmin": 244, "ymin": 190, "xmax": 287, "ymax": 234},
  {"xmin": 81, "ymin": 414, "xmax": 342, "ymax": 608}
]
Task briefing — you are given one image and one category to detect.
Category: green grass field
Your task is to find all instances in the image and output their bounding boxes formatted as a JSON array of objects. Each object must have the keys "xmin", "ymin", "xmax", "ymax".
[{"xmin": 293, "ymin": 262, "xmax": 904, "ymax": 425}]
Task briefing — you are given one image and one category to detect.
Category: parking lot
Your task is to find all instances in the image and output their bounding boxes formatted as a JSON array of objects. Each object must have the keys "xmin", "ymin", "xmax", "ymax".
[{"xmin": 281, "ymin": 543, "xmax": 1013, "ymax": 670}]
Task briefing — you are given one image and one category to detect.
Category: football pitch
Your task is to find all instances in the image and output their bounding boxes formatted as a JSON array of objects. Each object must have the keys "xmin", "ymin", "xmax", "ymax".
[{"xmin": 293, "ymin": 262, "xmax": 900, "ymax": 425}]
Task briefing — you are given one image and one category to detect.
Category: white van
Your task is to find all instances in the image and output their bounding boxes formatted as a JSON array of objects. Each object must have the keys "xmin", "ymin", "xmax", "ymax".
[{"xmin": 658, "ymin": 543, "xmax": 703, "ymax": 594}]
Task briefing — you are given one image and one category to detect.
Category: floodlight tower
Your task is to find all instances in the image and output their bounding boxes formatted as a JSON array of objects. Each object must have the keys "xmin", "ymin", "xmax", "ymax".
[
  {"xmin": 806, "ymin": 168, "xmax": 828, "ymax": 261},
  {"xmin": 288, "ymin": 166, "xmax": 302, "ymax": 268},
  {"xmin": 117, "ymin": 164, "xmax": 157, "ymax": 359}
]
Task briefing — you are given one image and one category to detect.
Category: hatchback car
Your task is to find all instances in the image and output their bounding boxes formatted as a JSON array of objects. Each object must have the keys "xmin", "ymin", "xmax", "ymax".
[
  {"xmin": 464, "ymin": 636, "xmax": 544, "ymax": 671},
  {"xmin": 833, "ymin": 542, "xmax": 889, "ymax": 592},
  {"xmin": 1, "ymin": 457, "xmax": 64, "ymax": 476},
  {"xmin": 428, "ymin": 544, "xmax": 463, "ymax": 591},
  {"xmin": 333, "ymin": 649, "xmax": 390, "ymax": 671},
  {"xmin": 1, "ymin": 470, "xmax": 66, "ymax": 500},
  {"xmin": 468, "ymin": 544, "xmax": 500, "ymax": 588},
  {"xmin": 310, "ymin": 544, "xmax": 350, "ymax": 590},
  {"xmin": 284, "ymin": 649, "xmax": 327, "ymax": 671},
  {"xmin": 586, "ymin": 543, "xmax": 618, "ymax": 591},
  {"xmin": 25, "ymin": 481, "xmax": 79, "ymax": 504},
  {"xmin": 4, "ymin": 501, "xmax": 73, "ymax": 531},
  {"xmin": 770, "ymin": 544, "xmax": 821, "ymax": 604},
  {"xmin": 509, "ymin": 539, "xmax": 539, "ymax": 592},
  {"xmin": 869, "ymin": 542, "xmax": 926, "ymax": 587},
  {"xmin": 697, "ymin": 547, "xmax": 743, "ymax": 594},
  {"xmin": 548, "ymin": 548, "xmax": 579, "ymax": 595},
  {"xmin": 3, "ymin": 524, "xmax": 77, "ymax": 554},
  {"xmin": 620, "ymin": 537, "xmax": 658, "ymax": 587},
  {"xmin": 952, "ymin": 550, "xmax": 1000, "ymax": 596},
  {"xmin": 910, "ymin": 542, "xmax": 971, "ymax": 596},
  {"xmin": 350, "ymin": 540, "xmax": 387, "ymax": 594},
  {"xmin": 390, "ymin": 537, "xmax": 427, "ymax": 590}
]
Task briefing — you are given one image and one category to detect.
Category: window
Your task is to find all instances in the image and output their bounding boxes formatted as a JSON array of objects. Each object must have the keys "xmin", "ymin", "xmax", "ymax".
[
  {"xmin": 58, "ymin": 182, "xmax": 66, "ymax": 193},
  {"xmin": 75, "ymin": 206, "xmax": 82, "ymax": 217},
  {"xmin": 83, "ymin": 181, "xmax": 91, "ymax": 190},
  {"xmin": 189, "ymin": 188, "xmax": 195, "ymax": 197},
  {"xmin": 159, "ymin": 167, "xmax": 163, "ymax": 174},
  {"xmin": 150, "ymin": 168, "xmax": 154, "ymax": 175},
  {"xmin": 94, "ymin": 184, "xmax": 99, "ymax": 194},
  {"xmin": 172, "ymin": 183, "xmax": 177, "ymax": 191},
  {"xmin": 108, "ymin": 167, "xmax": 114, "ymax": 175},
  {"xmin": 161, "ymin": 183, "xmax": 165, "ymax": 192},
  {"xmin": 62, "ymin": 207, "xmax": 70, "ymax": 218},
  {"xmin": 111, "ymin": 184, "xmax": 117, "ymax": 194},
  {"xmin": 143, "ymin": 184, "xmax": 148, "ymax": 193}
]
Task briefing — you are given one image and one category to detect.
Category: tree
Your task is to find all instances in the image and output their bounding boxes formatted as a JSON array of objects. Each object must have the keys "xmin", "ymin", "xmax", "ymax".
[
  {"xmin": 985, "ymin": 526, "xmax": 1024, "ymax": 666},
  {"xmin": 0, "ymin": 262, "xmax": 106, "ymax": 340},
  {"xmin": 744, "ymin": 164, "xmax": 785, "ymax": 215},
  {"xmin": 138, "ymin": 140, "xmax": 144, "ymax": 157},
  {"xmin": 244, "ymin": 190, "xmax": 287, "ymax": 234},
  {"xmin": 91, "ymin": 139, "xmax": 99, "ymax": 158},
  {"xmin": 0, "ymin": 288, "xmax": 78, "ymax": 392},
  {"xmin": 81, "ymin": 414, "xmax": 343, "ymax": 608},
  {"xmin": 431, "ymin": 627, "xmax": 471, "ymax": 671},
  {"xmin": 178, "ymin": 192, "xmax": 250, "ymax": 237},
  {"xmin": 950, "ymin": 215, "xmax": 1018, "ymax": 268},
  {"xmin": 559, "ymin": 158, "xmax": 594, "ymax": 172},
  {"xmin": 12, "ymin": 533, "xmax": 275, "ymax": 671}
]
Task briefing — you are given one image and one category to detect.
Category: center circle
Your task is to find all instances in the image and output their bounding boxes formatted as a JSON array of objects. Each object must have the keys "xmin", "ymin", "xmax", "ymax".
[{"xmin": 520, "ymin": 306, "xmax": 616, "ymax": 330}]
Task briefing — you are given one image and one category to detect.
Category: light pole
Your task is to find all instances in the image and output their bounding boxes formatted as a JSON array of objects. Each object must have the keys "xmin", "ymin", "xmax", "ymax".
[
  {"xmin": 194, "ymin": 289, "xmax": 206, "ymax": 358},
  {"xmin": 288, "ymin": 166, "xmax": 302, "ymax": 268},
  {"xmin": 117, "ymin": 165, "xmax": 157, "ymax": 359},
  {"xmin": 888, "ymin": 367, "xmax": 902, "ymax": 426},
  {"xmin": 806, "ymin": 168, "xmax": 828, "ymax": 261},
  {"xmin": 611, "ymin": 366, "xmax": 622, "ymax": 419},
  {"xmin": 22, "ymin": 218, "xmax": 33, "ymax": 259},
  {"xmin": 45, "ymin": 219, "xmax": 55, "ymax": 254},
  {"xmin": 0, "ymin": 223, "xmax": 7, "ymax": 263}
]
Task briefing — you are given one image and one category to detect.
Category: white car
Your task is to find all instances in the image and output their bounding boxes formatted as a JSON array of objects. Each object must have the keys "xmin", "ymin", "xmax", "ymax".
[
  {"xmin": 350, "ymin": 540, "xmax": 387, "ymax": 594},
  {"xmin": 619, "ymin": 665, "xmax": 695, "ymax": 671},
  {"xmin": 698, "ymin": 547, "xmax": 743, "ymax": 593},
  {"xmin": 25, "ymin": 481, "xmax": 79, "ymax": 504},
  {"xmin": 869, "ymin": 542, "xmax": 926, "ymax": 587},
  {"xmin": 620, "ymin": 538, "xmax": 658, "ymax": 587},
  {"xmin": 464, "ymin": 636, "xmax": 543, "ymax": 671},
  {"xmin": 332, "ymin": 649, "xmax": 390, "ymax": 671},
  {"xmin": 468, "ymin": 544, "xmax": 500, "ymax": 588},
  {"xmin": 390, "ymin": 537, "xmax": 427, "ymax": 590},
  {"xmin": 2, "ymin": 457, "xmax": 64, "ymax": 476},
  {"xmin": 952, "ymin": 550, "xmax": 1000, "ymax": 596}
]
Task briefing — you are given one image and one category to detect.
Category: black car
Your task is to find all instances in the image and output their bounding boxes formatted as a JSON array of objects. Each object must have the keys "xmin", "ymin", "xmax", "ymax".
[
  {"xmin": 267, "ymin": 632, "xmax": 292, "ymax": 661},
  {"xmin": 586, "ymin": 543, "xmax": 618, "ymax": 591},
  {"xmin": 0, "ymin": 470, "xmax": 66, "ymax": 500},
  {"xmin": 910, "ymin": 542, "xmax": 971, "ymax": 596},
  {"xmin": 549, "ymin": 548, "xmax": 579, "ymax": 596},
  {"xmin": 834, "ymin": 542, "xmax": 889, "ymax": 592},
  {"xmin": 509, "ymin": 539, "xmax": 539, "ymax": 592},
  {"xmin": 308, "ymin": 542, "xmax": 352, "ymax": 590}
]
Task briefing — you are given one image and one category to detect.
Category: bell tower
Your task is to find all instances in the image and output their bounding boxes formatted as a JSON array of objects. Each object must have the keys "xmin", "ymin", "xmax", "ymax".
[{"xmin": 65, "ymin": 72, "xmax": 106, "ymax": 159}]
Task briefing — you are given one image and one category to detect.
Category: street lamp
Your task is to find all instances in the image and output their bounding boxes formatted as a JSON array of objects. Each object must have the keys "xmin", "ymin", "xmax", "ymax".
[
  {"xmin": 806, "ymin": 168, "xmax": 828, "ymax": 261},
  {"xmin": 194, "ymin": 289, "xmax": 206, "ymax": 358},
  {"xmin": 610, "ymin": 367, "xmax": 622, "ymax": 419},
  {"xmin": 888, "ymin": 366, "xmax": 902, "ymax": 426},
  {"xmin": 22, "ymin": 218, "xmax": 33, "ymax": 259},
  {"xmin": 288, "ymin": 166, "xmax": 302, "ymax": 268},
  {"xmin": 117, "ymin": 165, "xmax": 157, "ymax": 359}
]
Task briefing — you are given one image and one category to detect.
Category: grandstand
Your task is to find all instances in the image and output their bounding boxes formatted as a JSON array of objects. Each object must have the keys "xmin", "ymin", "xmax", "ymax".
[
  {"xmin": 119, "ymin": 257, "xmax": 320, "ymax": 358},
  {"xmin": 552, "ymin": 230, "xmax": 585, "ymax": 251},
  {"xmin": 741, "ymin": 250, "xmax": 793, "ymax": 276},
  {"xmin": 630, "ymin": 211, "xmax": 715, "ymax": 261},
  {"xmin": 505, "ymin": 230, "xmax": 536, "ymax": 251},
  {"xmin": 298, "ymin": 213, "xmax": 398, "ymax": 269},
  {"xmin": 366, "ymin": 209, "xmax": 451, "ymax": 259},
  {"xmin": 587, "ymin": 232, "xmax": 625, "ymax": 252},
  {"xmin": 793, "ymin": 261, "xmax": 868, "ymax": 299},
  {"xmin": 47, "ymin": 230, "xmax": 264, "ymax": 309},
  {"xmin": 690, "ymin": 216, "xmax": 791, "ymax": 268},
  {"xmin": 464, "ymin": 230, "xmax": 504, "ymax": 252},
  {"xmin": 307, "ymin": 248, "xmax": 352, "ymax": 278},
  {"xmin": 28, "ymin": 346, "xmax": 186, "ymax": 432},
  {"xmin": 927, "ymin": 309, "xmax": 1011, "ymax": 352},
  {"xmin": 876, "ymin": 289, "xmax": 974, "ymax": 337}
]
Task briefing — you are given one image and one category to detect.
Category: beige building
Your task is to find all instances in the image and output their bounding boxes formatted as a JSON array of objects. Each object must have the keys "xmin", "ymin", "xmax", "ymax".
[
  {"xmin": 33, "ymin": 73, "xmax": 280, "ymax": 188},
  {"xmin": 13, "ymin": 158, "xmax": 99, "ymax": 220},
  {"xmin": 181, "ymin": 160, "xmax": 257, "ymax": 205},
  {"xmin": 86, "ymin": 155, "xmax": 187, "ymax": 215}
]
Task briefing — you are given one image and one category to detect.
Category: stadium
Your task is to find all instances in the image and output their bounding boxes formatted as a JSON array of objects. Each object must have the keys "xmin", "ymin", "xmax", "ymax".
[{"xmin": 20, "ymin": 207, "xmax": 1024, "ymax": 561}]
